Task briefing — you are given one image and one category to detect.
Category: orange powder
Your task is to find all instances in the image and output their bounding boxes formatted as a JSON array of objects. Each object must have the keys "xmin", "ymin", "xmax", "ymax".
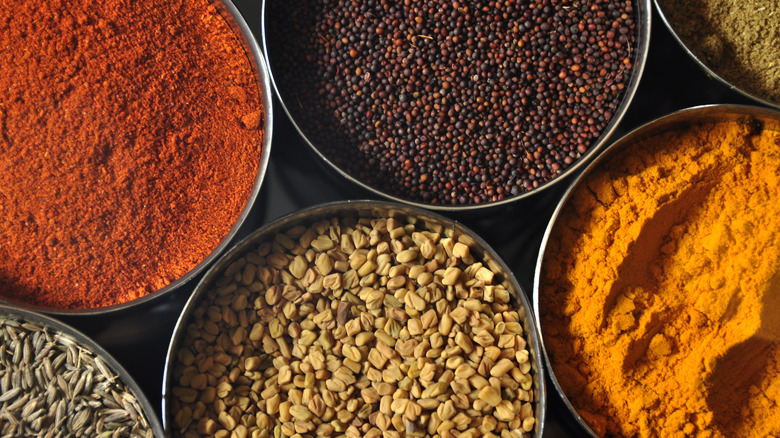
[{"xmin": 540, "ymin": 118, "xmax": 780, "ymax": 437}]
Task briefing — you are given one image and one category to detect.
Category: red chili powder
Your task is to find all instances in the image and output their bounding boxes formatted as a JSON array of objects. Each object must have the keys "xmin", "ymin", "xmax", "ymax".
[{"xmin": 0, "ymin": 0, "xmax": 266, "ymax": 309}]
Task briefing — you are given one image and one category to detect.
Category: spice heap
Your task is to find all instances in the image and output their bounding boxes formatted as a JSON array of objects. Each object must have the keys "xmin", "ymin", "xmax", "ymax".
[
  {"xmin": 540, "ymin": 117, "xmax": 780, "ymax": 436},
  {"xmin": 0, "ymin": 315, "xmax": 156, "ymax": 437},
  {"xmin": 0, "ymin": 0, "xmax": 265, "ymax": 309},
  {"xmin": 658, "ymin": 0, "xmax": 780, "ymax": 106},
  {"xmin": 170, "ymin": 214, "xmax": 537, "ymax": 437},
  {"xmin": 267, "ymin": 0, "xmax": 637, "ymax": 205}
]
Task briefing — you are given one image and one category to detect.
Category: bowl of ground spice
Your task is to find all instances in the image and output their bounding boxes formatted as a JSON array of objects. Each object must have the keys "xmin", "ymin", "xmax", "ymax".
[
  {"xmin": 262, "ymin": 0, "xmax": 650, "ymax": 210},
  {"xmin": 0, "ymin": 304, "xmax": 165, "ymax": 437},
  {"xmin": 655, "ymin": 0, "xmax": 780, "ymax": 109},
  {"xmin": 533, "ymin": 104, "xmax": 780, "ymax": 437},
  {"xmin": 0, "ymin": 0, "xmax": 273, "ymax": 312},
  {"xmin": 163, "ymin": 200, "xmax": 546, "ymax": 437}
]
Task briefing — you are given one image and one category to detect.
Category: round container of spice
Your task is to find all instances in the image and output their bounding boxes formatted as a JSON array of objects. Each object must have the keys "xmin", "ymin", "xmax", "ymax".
[
  {"xmin": 533, "ymin": 104, "xmax": 780, "ymax": 437},
  {"xmin": 163, "ymin": 200, "xmax": 546, "ymax": 437},
  {"xmin": 261, "ymin": 0, "xmax": 651, "ymax": 211},
  {"xmin": 655, "ymin": 0, "xmax": 780, "ymax": 109},
  {"xmin": 0, "ymin": 0, "xmax": 273, "ymax": 313},
  {"xmin": 0, "ymin": 304, "xmax": 165, "ymax": 437}
]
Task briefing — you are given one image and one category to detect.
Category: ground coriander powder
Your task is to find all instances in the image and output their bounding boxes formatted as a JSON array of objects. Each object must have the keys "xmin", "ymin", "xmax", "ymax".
[{"xmin": 658, "ymin": 0, "xmax": 780, "ymax": 105}]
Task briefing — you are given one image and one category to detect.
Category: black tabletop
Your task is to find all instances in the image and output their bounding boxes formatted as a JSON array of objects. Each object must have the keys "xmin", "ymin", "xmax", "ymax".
[{"xmin": 58, "ymin": 1, "xmax": 760, "ymax": 436}]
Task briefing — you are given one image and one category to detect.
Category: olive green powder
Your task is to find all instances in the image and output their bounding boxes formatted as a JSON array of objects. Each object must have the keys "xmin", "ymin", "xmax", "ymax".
[{"xmin": 659, "ymin": 0, "xmax": 780, "ymax": 105}]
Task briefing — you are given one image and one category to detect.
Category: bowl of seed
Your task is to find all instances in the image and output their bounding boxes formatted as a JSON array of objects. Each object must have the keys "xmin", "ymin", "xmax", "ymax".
[
  {"xmin": 163, "ymin": 200, "xmax": 546, "ymax": 437},
  {"xmin": 0, "ymin": 304, "xmax": 164, "ymax": 437},
  {"xmin": 655, "ymin": 0, "xmax": 780, "ymax": 109},
  {"xmin": 262, "ymin": 0, "xmax": 650, "ymax": 210}
]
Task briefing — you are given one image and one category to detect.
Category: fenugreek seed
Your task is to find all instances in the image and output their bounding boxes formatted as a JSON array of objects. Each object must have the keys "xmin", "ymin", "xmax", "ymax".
[
  {"xmin": 474, "ymin": 267, "xmax": 494, "ymax": 284},
  {"xmin": 315, "ymin": 253, "xmax": 334, "ymax": 276},
  {"xmin": 374, "ymin": 329, "xmax": 396, "ymax": 348},
  {"xmin": 490, "ymin": 358, "xmax": 515, "ymax": 378},
  {"xmin": 311, "ymin": 235, "xmax": 335, "ymax": 252},
  {"xmin": 478, "ymin": 386, "xmax": 502, "ymax": 407},
  {"xmin": 325, "ymin": 378, "xmax": 347, "ymax": 393},
  {"xmin": 386, "ymin": 276, "xmax": 406, "ymax": 290},
  {"xmin": 289, "ymin": 405, "xmax": 313, "ymax": 422},
  {"xmin": 322, "ymin": 273, "xmax": 342, "ymax": 290},
  {"xmin": 463, "ymin": 299, "xmax": 482, "ymax": 311},
  {"xmin": 416, "ymin": 271, "xmax": 433, "ymax": 286},
  {"xmin": 298, "ymin": 330, "xmax": 317, "ymax": 347},
  {"xmin": 516, "ymin": 350, "xmax": 530, "ymax": 365},
  {"xmin": 396, "ymin": 249, "xmax": 418, "ymax": 264},
  {"xmin": 473, "ymin": 330, "xmax": 495, "ymax": 347},
  {"xmin": 452, "ymin": 412, "xmax": 471, "ymax": 429},
  {"xmin": 490, "ymin": 400, "xmax": 514, "ymax": 423},
  {"xmin": 355, "ymin": 332, "xmax": 375, "ymax": 346},
  {"xmin": 289, "ymin": 255, "xmax": 307, "ymax": 279},
  {"xmin": 173, "ymin": 387, "xmax": 199, "ymax": 404},
  {"xmin": 357, "ymin": 260, "xmax": 377, "ymax": 277},
  {"xmin": 441, "ymin": 267, "xmax": 461, "ymax": 286},
  {"xmin": 367, "ymin": 349, "xmax": 388, "ymax": 369},
  {"xmin": 504, "ymin": 322, "xmax": 523, "ymax": 335},
  {"xmin": 452, "ymin": 242, "xmax": 470, "ymax": 259},
  {"xmin": 494, "ymin": 287, "xmax": 511, "ymax": 303}
]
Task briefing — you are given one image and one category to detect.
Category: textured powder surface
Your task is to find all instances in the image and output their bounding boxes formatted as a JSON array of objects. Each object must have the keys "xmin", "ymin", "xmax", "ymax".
[
  {"xmin": 540, "ymin": 120, "xmax": 780, "ymax": 437},
  {"xmin": 0, "ymin": 0, "xmax": 265, "ymax": 309},
  {"xmin": 658, "ymin": 0, "xmax": 780, "ymax": 105}
]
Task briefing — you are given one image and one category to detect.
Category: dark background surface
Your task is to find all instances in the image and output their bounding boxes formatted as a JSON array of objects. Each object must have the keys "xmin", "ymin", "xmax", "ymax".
[{"xmin": 59, "ymin": 1, "xmax": 762, "ymax": 437}]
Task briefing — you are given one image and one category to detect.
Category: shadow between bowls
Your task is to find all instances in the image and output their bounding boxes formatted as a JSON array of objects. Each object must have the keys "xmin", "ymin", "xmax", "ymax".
[{"xmin": 163, "ymin": 200, "xmax": 547, "ymax": 437}]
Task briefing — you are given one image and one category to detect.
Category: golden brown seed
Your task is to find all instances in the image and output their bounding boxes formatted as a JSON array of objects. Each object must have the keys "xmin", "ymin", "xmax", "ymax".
[
  {"xmin": 171, "ymin": 216, "xmax": 535, "ymax": 437},
  {"xmin": 494, "ymin": 400, "xmax": 515, "ymax": 421},
  {"xmin": 441, "ymin": 267, "xmax": 461, "ymax": 285},
  {"xmin": 478, "ymin": 385, "xmax": 502, "ymax": 407},
  {"xmin": 355, "ymin": 332, "xmax": 375, "ymax": 346}
]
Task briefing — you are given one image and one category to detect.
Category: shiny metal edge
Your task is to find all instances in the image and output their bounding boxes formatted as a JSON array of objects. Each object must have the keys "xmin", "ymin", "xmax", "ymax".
[
  {"xmin": 654, "ymin": 0, "xmax": 780, "ymax": 111},
  {"xmin": 260, "ymin": 0, "xmax": 651, "ymax": 212},
  {"xmin": 532, "ymin": 104, "xmax": 780, "ymax": 437},
  {"xmin": 0, "ymin": 304, "xmax": 166, "ymax": 437},
  {"xmin": 163, "ymin": 200, "xmax": 547, "ymax": 437},
  {"xmin": 2, "ymin": 0, "xmax": 275, "ymax": 316}
]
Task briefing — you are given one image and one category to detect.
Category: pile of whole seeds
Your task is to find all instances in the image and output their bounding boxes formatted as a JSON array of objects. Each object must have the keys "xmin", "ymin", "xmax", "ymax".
[
  {"xmin": 267, "ymin": 0, "xmax": 638, "ymax": 205},
  {"xmin": 0, "ymin": 315, "xmax": 155, "ymax": 437},
  {"xmin": 170, "ymin": 215, "xmax": 537, "ymax": 437}
]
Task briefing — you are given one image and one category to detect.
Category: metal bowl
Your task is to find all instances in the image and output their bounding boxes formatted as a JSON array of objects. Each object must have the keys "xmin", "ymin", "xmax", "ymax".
[
  {"xmin": 654, "ymin": 0, "xmax": 780, "ymax": 110},
  {"xmin": 163, "ymin": 200, "xmax": 546, "ymax": 437},
  {"xmin": 0, "ymin": 0, "xmax": 274, "ymax": 316},
  {"xmin": 533, "ymin": 104, "xmax": 780, "ymax": 436},
  {"xmin": 0, "ymin": 304, "xmax": 165, "ymax": 437},
  {"xmin": 261, "ymin": 0, "xmax": 651, "ymax": 212}
]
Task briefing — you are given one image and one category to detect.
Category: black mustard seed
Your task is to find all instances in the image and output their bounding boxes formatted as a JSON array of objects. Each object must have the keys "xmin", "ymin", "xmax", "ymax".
[{"xmin": 267, "ymin": 0, "xmax": 637, "ymax": 205}]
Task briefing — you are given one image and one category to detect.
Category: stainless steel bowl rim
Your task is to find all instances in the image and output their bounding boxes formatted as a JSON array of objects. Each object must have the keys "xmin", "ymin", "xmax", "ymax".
[
  {"xmin": 1, "ymin": 0, "xmax": 275, "ymax": 316},
  {"xmin": 532, "ymin": 103, "xmax": 780, "ymax": 437},
  {"xmin": 260, "ymin": 0, "xmax": 652, "ymax": 212},
  {"xmin": 163, "ymin": 199, "xmax": 548, "ymax": 437},
  {"xmin": 654, "ymin": 0, "xmax": 780, "ymax": 111},
  {"xmin": 0, "ymin": 304, "xmax": 166, "ymax": 437}
]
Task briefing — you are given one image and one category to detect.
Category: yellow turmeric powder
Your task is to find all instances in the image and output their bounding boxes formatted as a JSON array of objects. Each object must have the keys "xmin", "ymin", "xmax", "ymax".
[{"xmin": 539, "ymin": 115, "xmax": 780, "ymax": 437}]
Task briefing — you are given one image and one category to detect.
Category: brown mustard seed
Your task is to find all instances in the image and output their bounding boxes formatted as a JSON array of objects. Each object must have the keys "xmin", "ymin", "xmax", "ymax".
[
  {"xmin": 170, "ymin": 215, "xmax": 537, "ymax": 437},
  {"xmin": 267, "ymin": 0, "xmax": 638, "ymax": 205}
]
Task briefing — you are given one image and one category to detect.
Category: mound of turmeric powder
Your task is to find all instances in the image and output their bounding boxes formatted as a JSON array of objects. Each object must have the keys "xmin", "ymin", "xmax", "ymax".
[{"xmin": 540, "ymin": 117, "xmax": 780, "ymax": 437}]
